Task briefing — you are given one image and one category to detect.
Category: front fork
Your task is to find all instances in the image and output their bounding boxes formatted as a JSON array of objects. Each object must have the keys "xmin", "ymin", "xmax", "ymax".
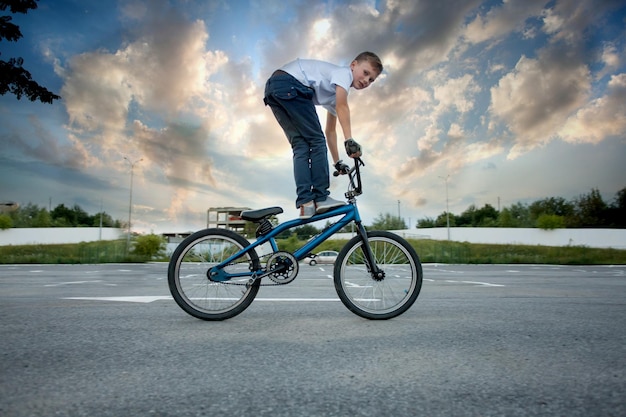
[{"xmin": 354, "ymin": 221, "xmax": 385, "ymax": 281}]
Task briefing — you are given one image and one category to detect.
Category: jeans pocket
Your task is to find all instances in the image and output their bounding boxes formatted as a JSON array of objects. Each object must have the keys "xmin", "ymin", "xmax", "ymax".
[
  {"xmin": 272, "ymin": 85, "xmax": 299, "ymax": 101},
  {"xmin": 271, "ymin": 81, "xmax": 313, "ymax": 101},
  {"xmin": 294, "ymin": 83, "xmax": 314, "ymax": 100}
]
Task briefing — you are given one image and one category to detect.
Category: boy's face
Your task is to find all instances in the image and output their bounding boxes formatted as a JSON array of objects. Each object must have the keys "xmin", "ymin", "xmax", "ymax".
[{"xmin": 350, "ymin": 60, "xmax": 380, "ymax": 90}]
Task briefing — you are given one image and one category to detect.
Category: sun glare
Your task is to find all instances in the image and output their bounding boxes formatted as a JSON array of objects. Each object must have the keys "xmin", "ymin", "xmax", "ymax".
[{"xmin": 312, "ymin": 19, "xmax": 331, "ymax": 40}]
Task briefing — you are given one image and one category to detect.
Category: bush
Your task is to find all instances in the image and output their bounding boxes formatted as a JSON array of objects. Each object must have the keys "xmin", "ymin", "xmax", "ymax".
[
  {"xmin": 0, "ymin": 240, "xmax": 130, "ymax": 264},
  {"xmin": 131, "ymin": 234, "xmax": 166, "ymax": 259},
  {"xmin": 0, "ymin": 214, "xmax": 12, "ymax": 230},
  {"xmin": 537, "ymin": 214, "xmax": 566, "ymax": 230}
]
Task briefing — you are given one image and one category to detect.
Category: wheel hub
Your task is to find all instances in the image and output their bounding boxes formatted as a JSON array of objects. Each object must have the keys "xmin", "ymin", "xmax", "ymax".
[{"xmin": 372, "ymin": 269, "xmax": 385, "ymax": 281}]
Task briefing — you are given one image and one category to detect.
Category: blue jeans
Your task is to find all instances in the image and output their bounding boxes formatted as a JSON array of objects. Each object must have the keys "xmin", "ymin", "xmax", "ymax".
[{"xmin": 264, "ymin": 72, "xmax": 330, "ymax": 208}]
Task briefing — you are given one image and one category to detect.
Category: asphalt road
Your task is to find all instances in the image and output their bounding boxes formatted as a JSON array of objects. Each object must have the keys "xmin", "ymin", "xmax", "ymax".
[{"xmin": 1, "ymin": 263, "xmax": 625, "ymax": 416}]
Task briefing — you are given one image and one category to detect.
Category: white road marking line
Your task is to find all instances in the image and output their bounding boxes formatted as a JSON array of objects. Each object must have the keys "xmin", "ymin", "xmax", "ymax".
[
  {"xmin": 245, "ymin": 298, "xmax": 339, "ymax": 302},
  {"xmin": 65, "ymin": 296, "xmax": 169, "ymax": 303},
  {"xmin": 45, "ymin": 280, "xmax": 113, "ymax": 287},
  {"xmin": 460, "ymin": 280, "xmax": 505, "ymax": 287},
  {"xmin": 429, "ymin": 279, "xmax": 504, "ymax": 287},
  {"xmin": 424, "ymin": 268, "xmax": 464, "ymax": 274},
  {"xmin": 344, "ymin": 281, "xmax": 371, "ymax": 288},
  {"xmin": 63, "ymin": 296, "xmax": 341, "ymax": 303}
]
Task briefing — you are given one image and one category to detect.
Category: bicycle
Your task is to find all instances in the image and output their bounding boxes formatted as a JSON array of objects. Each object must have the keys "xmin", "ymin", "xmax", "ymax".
[{"xmin": 167, "ymin": 158, "xmax": 423, "ymax": 321}]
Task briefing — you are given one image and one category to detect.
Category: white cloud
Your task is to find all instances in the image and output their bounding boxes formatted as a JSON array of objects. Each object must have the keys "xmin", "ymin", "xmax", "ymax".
[
  {"xmin": 559, "ymin": 74, "xmax": 626, "ymax": 144},
  {"xmin": 433, "ymin": 74, "xmax": 481, "ymax": 114},
  {"xmin": 542, "ymin": 0, "xmax": 626, "ymax": 45},
  {"xmin": 62, "ymin": 52, "xmax": 134, "ymax": 134},
  {"xmin": 464, "ymin": 0, "xmax": 547, "ymax": 44},
  {"xmin": 541, "ymin": 1, "xmax": 589, "ymax": 44},
  {"xmin": 597, "ymin": 43, "xmax": 621, "ymax": 80},
  {"xmin": 61, "ymin": 14, "xmax": 214, "ymax": 140},
  {"xmin": 490, "ymin": 48, "xmax": 591, "ymax": 159},
  {"xmin": 56, "ymin": 3, "xmax": 239, "ymax": 226}
]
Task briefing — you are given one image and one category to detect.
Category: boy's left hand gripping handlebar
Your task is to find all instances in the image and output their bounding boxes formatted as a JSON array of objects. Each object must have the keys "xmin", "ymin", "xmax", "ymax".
[{"xmin": 333, "ymin": 157, "xmax": 364, "ymax": 177}]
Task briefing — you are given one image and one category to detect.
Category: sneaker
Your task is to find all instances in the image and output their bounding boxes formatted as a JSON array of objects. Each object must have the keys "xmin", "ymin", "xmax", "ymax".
[
  {"xmin": 315, "ymin": 196, "xmax": 345, "ymax": 214},
  {"xmin": 299, "ymin": 202, "xmax": 315, "ymax": 219}
]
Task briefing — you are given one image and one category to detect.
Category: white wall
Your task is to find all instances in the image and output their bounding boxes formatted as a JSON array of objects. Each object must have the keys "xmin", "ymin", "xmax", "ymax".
[
  {"xmin": 3, "ymin": 226, "xmax": 624, "ymax": 250},
  {"xmin": 0, "ymin": 228, "xmax": 125, "ymax": 246},
  {"xmin": 366, "ymin": 227, "xmax": 626, "ymax": 249}
]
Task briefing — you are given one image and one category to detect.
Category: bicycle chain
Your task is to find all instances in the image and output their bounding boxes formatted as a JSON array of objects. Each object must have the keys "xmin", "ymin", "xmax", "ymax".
[{"xmin": 212, "ymin": 253, "xmax": 295, "ymax": 287}]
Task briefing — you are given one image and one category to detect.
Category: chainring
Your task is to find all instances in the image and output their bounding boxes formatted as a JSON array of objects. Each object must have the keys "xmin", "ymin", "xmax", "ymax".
[{"xmin": 266, "ymin": 251, "xmax": 299, "ymax": 284}]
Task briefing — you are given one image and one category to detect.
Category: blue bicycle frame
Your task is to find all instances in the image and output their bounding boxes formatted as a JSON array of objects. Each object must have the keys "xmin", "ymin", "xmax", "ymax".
[
  {"xmin": 208, "ymin": 159, "xmax": 381, "ymax": 282},
  {"xmin": 208, "ymin": 204, "xmax": 363, "ymax": 282}
]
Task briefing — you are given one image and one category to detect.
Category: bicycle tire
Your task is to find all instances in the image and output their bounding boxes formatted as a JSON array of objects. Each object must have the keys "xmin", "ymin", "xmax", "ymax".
[
  {"xmin": 168, "ymin": 228, "xmax": 261, "ymax": 321},
  {"xmin": 334, "ymin": 231, "xmax": 422, "ymax": 320}
]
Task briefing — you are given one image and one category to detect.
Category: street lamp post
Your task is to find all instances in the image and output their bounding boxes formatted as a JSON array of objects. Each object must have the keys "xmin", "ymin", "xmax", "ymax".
[
  {"xmin": 439, "ymin": 174, "xmax": 450, "ymax": 241},
  {"xmin": 124, "ymin": 157, "xmax": 143, "ymax": 253}
]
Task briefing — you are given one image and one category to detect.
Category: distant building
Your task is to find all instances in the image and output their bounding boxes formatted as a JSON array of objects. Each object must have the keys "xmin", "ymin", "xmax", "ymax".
[
  {"xmin": 0, "ymin": 202, "xmax": 19, "ymax": 213},
  {"xmin": 160, "ymin": 207, "xmax": 252, "ymax": 244},
  {"xmin": 161, "ymin": 232, "xmax": 194, "ymax": 244},
  {"xmin": 207, "ymin": 207, "xmax": 251, "ymax": 232}
]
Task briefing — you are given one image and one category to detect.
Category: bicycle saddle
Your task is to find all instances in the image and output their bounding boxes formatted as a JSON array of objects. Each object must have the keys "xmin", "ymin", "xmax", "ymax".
[{"xmin": 240, "ymin": 207, "xmax": 283, "ymax": 222}]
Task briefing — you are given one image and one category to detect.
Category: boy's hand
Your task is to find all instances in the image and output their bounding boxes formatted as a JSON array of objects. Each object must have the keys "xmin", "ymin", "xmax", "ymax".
[
  {"xmin": 344, "ymin": 138, "xmax": 362, "ymax": 158},
  {"xmin": 334, "ymin": 160, "xmax": 350, "ymax": 175}
]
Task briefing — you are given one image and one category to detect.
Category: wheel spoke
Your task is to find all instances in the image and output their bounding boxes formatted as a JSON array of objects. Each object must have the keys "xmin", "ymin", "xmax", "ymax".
[
  {"xmin": 168, "ymin": 229, "xmax": 260, "ymax": 320},
  {"xmin": 334, "ymin": 231, "xmax": 422, "ymax": 319}
]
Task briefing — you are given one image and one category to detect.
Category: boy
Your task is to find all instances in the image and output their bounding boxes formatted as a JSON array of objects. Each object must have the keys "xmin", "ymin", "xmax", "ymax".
[{"xmin": 264, "ymin": 52, "xmax": 383, "ymax": 218}]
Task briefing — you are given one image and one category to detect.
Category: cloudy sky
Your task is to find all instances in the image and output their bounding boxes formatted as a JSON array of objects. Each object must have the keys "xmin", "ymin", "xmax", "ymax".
[{"xmin": 1, "ymin": 0, "xmax": 625, "ymax": 233}]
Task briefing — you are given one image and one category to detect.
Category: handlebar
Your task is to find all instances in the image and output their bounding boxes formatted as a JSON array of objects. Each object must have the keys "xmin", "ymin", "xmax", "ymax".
[
  {"xmin": 332, "ymin": 157, "xmax": 364, "ymax": 177},
  {"xmin": 333, "ymin": 157, "xmax": 364, "ymax": 197}
]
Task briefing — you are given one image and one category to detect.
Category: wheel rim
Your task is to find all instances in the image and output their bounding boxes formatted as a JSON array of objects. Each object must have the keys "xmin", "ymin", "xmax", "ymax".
[
  {"xmin": 338, "ymin": 237, "xmax": 418, "ymax": 315},
  {"xmin": 173, "ymin": 234, "xmax": 257, "ymax": 315}
]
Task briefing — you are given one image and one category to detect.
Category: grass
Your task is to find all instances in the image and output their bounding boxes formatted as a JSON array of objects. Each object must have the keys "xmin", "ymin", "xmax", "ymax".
[
  {"xmin": 406, "ymin": 240, "xmax": 626, "ymax": 265},
  {"xmin": 0, "ymin": 240, "xmax": 150, "ymax": 264},
  {"xmin": 0, "ymin": 238, "xmax": 624, "ymax": 265},
  {"xmin": 282, "ymin": 238, "xmax": 626, "ymax": 265}
]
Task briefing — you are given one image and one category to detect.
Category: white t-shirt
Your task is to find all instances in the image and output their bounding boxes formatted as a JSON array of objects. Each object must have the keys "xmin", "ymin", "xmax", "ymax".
[{"xmin": 280, "ymin": 59, "xmax": 352, "ymax": 116}]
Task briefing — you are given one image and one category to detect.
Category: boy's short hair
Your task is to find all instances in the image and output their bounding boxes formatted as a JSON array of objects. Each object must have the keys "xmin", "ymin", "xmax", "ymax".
[{"xmin": 354, "ymin": 52, "xmax": 383, "ymax": 74}]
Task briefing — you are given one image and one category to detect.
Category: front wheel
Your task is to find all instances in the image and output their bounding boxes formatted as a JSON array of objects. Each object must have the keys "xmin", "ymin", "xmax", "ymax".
[
  {"xmin": 168, "ymin": 228, "xmax": 261, "ymax": 321},
  {"xmin": 334, "ymin": 231, "xmax": 422, "ymax": 320}
]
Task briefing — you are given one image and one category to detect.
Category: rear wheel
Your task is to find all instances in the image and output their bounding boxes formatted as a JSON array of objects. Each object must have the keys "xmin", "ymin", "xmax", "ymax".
[
  {"xmin": 168, "ymin": 228, "xmax": 260, "ymax": 320},
  {"xmin": 334, "ymin": 231, "xmax": 422, "ymax": 319}
]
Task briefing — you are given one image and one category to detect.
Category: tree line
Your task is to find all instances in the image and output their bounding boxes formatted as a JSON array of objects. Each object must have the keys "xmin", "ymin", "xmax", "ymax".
[
  {"xmin": 247, "ymin": 186, "xmax": 626, "ymax": 241},
  {"xmin": 2, "ymin": 186, "xmax": 623, "ymax": 234},
  {"xmin": 0, "ymin": 203, "xmax": 123, "ymax": 230},
  {"xmin": 281, "ymin": 187, "xmax": 625, "ymax": 234},
  {"xmin": 416, "ymin": 187, "xmax": 626, "ymax": 229}
]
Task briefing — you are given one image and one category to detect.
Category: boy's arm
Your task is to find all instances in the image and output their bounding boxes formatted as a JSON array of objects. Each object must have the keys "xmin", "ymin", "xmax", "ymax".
[
  {"xmin": 327, "ymin": 85, "xmax": 359, "ymax": 164},
  {"xmin": 335, "ymin": 85, "xmax": 352, "ymax": 142},
  {"xmin": 325, "ymin": 112, "xmax": 340, "ymax": 164},
  {"xmin": 335, "ymin": 85, "xmax": 361, "ymax": 158}
]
